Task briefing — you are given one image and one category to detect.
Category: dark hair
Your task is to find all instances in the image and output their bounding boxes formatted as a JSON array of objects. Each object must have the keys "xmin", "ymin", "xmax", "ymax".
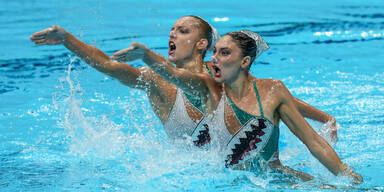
[
  {"xmin": 186, "ymin": 15, "xmax": 213, "ymax": 58},
  {"xmin": 226, "ymin": 31, "xmax": 257, "ymax": 66}
]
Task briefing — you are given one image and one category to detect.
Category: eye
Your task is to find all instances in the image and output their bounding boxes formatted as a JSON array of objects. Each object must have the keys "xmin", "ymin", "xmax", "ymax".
[
  {"xmin": 221, "ymin": 50, "xmax": 230, "ymax": 56},
  {"xmin": 213, "ymin": 48, "xmax": 217, "ymax": 54},
  {"xmin": 179, "ymin": 28, "xmax": 189, "ymax": 34}
]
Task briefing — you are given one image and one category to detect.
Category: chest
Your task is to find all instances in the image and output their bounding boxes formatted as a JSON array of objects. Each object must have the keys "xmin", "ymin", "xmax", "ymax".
[{"xmin": 223, "ymin": 95, "xmax": 279, "ymax": 135}]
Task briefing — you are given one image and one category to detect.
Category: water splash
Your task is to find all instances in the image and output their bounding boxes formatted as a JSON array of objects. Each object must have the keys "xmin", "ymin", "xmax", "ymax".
[{"xmin": 52, "ymin": 57, "xmax": 127, "ymax": 158}]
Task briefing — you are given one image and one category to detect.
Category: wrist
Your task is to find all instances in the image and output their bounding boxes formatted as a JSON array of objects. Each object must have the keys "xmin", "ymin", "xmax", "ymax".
[
  {"xmin": 339, "ymin": 163, "xmax": 356, "ymax": 178},
  {"xmin": 62, "ymin": 31, "xmax": 70, "ymax": 43},
  {"xmin": 340, "ymin": 163, "xmax": 350, "ymax": 175},
  {"xmin": 142, "ymin": 48, "xmax": 154, "ymax": 64}
]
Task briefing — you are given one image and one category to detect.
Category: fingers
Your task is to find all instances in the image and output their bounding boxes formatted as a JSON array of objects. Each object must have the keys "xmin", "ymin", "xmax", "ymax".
[
  {"xmin": 111, "ymin": 51, "xmax": 127, "ymax": 61},
  {"xmin": 111, "ymin": 42, "xmax": 147, "ymax": 62},
  {"xmin": 113, "ymin": 47, "xmax": 132, "ymax": 56},
  {"xmin": 30, "ymin": 33, "xmax": 48, "ymax": 44},
  {"xmin": 30, "ymin": 28, "xmax": 51, "ymax": 42},
  {"xmin": 33, "ymin": 39, "xmax": 46, "ymax": 44},
  {"xmin": 131, "ymin": 42, "xmax": 148, "ymax": 50},
  {"xmin": 32, "ymin": 39, "xmax": 51, "ymax": 45},
  {"xmin": 30, "ymin": 35, "xmax": 46, "ymax": 41},
  {"xmin": 112, "ymin": 52, "xmax": 138, "ymax": 62},
  {"xmin": 31, "ymin": 28, "xmax": 51, "ymax": 37},
  {"xmin": 112, "ymin": 50, "xmax": 142, "ymax": 62},
  {"xmin": 31, "ymin": 39, "xmax": 60, "ymax": 45},
  {"xmin": 111, "ymin": 46, "xmax": 136, "ymax": 59},
  {"xmin": 35, "ymin": 42, "xmax": 50, "ymax": 45},
  {"xmin": 111, "ymin": 54, "xmax": 126, "ymax": 62},
  {"xmin": 131, "ymin": 42, "xmax": 143, "ymax": 48},
  {"xmin": 30, "ymin": 34, "xmax": 45, "ymax": 41}
]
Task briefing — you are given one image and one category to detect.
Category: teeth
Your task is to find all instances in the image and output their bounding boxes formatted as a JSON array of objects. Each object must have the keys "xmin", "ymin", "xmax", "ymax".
[
  {"xmin": 213, "ymin": 66, "xmax": 220, "ymax": 73},
  {"xmin": 169, "ymin": 42, "xmax": 176, "ymax": 51}
]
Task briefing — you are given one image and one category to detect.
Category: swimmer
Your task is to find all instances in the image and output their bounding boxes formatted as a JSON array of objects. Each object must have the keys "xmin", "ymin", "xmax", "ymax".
[
  {"xmin": 30, "ymin": 16, "xmax": 217, "ymax": 141},
  {"xmin": 30, "ymin": 16, "xmax": 336, "ymax": 143},
  {"xmin": 122, "ymin": 30, "xmax": 362, "ymax": 183}
]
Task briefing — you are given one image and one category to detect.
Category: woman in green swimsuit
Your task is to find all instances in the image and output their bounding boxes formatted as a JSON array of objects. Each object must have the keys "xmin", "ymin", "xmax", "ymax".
[{"xmin": 118, "ymin": 30, "xmax": 362, "ymax": 183}]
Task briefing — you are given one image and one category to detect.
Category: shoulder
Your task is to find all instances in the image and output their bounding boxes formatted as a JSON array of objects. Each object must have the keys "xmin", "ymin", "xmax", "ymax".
[
  {"xmin": 255, "ymin": 78, "xmax": 287, "ymax": 92},
  {"xmin": 138, "ymin": 66, "xmax": 164, "ymax": 81},
  {"xmin": 255, "ymin": 78, "xmax": 291, "ymax": 101},
  {"xmin": 138, "ymin": 66, "xmax": 174, "ymax": 89}
]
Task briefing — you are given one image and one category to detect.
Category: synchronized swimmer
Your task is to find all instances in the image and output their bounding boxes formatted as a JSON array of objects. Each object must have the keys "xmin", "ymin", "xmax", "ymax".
[{"xmin": 30, "ymin": 15, "xmax": 361, "ymax": 183}]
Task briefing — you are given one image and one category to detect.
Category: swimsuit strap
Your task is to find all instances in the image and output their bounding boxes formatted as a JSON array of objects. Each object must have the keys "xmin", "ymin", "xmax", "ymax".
[
  {"xmin": 184, "ymin": 91, "xmax": 204, "ymax": 113},
  {"xmin": 205, "ymin": 63, "xmax": 215, "ymax": 78},
  {"xmin": 253, "ymin": 80, "xmax": 264, "ymax": 118},
  {"xmin": 226, "ymin": 80, "xmax": 264, "ymax": 125}
]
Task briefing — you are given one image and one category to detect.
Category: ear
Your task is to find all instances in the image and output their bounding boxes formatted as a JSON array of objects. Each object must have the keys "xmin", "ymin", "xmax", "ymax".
[
  {"xmin": 196, "ymin": 38, "xmax": 208, "ymax": 51},
  {"xmin": 241, "ymin": 56, "xmax": 251, "ymax": 69}
]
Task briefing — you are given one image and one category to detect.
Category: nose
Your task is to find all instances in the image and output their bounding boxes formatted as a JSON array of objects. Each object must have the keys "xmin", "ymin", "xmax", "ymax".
[
  {"xmin": 169, "ymin": 30, "xmax": 175, "ymax": 39},
  {"xmin": 211, "ymin": 54, "xmax": 218, "ymax": 64}
]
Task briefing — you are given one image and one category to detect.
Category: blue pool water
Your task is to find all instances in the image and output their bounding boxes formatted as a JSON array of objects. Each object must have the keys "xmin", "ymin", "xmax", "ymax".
[{"xmin": 1, "ymin": 0, "xmax": 384, "ymax": 191}]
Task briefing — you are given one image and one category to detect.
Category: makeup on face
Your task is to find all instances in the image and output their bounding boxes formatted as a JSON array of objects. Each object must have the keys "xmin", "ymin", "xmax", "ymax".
[
  {"xmin": 211, "ymin": 36, "xmax": 244, "ymax": 82},
  {"xmin": 168, "ymin": 17, "xmax": 201, "ymax": 62},
  {"xmin": 212, "ymin": 47, "xmax": 232, "ymax": 78}
]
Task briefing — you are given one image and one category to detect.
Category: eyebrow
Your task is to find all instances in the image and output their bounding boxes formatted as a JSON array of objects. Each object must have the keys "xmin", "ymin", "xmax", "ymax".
[
  {"xmin": 218, "ymin": 47, "xmax": 231, "ymax": 52},
  {"xmin": 171, "ymin": 25, "xmax": 189, "ymax": 30}
]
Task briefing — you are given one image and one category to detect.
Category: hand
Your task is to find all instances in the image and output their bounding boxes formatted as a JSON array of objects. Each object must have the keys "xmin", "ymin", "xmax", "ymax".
[
  {"xmin": 320, "ymin": 118, "xmax": 338, "ymax": 145},
  {"xmin": 112, "ymin": 42, "xmax": 149, "ymax": 62},
  {"xmin": 30, "ymin": 25, "xmax": 67, "ymax": 45},
  {"xmin": 329, "ymin": 120, "xmax": 338, "ymax": 144},
  {"xmin": 350, "ymin": 172, "xmax": 363, "ymax": 184},
  {"xmin": 341, "ymin": 163, "xmax": 363, "ymax": 184}
]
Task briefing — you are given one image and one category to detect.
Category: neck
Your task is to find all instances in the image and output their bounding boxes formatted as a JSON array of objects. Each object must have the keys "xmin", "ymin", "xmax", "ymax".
[
  {"xmin": 175, "ymin": 54, "xmax": 204, "ymax": 73},
  {"xmin": 225, "ymin": 72, "xmax": 253, "ymax": 100}
]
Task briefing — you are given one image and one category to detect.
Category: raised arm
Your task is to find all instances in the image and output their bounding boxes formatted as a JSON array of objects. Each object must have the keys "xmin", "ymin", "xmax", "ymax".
[
  {"xmin": 30, "ymin": 26, "xmax": 149, "ymax": 89},
  {"xmin": 112, "ymin": 43, "xmax": 213, "ymax": 96},
  {"xmin": 293, "ymin": 97, "xmax": 338, "ymax": 142},
  {"xmin": 275, "ymin": 81, "xmax": 362, "ymax": 183}
]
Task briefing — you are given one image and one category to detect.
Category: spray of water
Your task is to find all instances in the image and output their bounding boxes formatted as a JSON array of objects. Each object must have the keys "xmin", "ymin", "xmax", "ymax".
[
  {"xmin": 48, "ymin": 56, "xmax": 361, "ymax": 190},
  {"xmin": 52, "ymin": 57, "xmax": 127, "ymax": 158}
]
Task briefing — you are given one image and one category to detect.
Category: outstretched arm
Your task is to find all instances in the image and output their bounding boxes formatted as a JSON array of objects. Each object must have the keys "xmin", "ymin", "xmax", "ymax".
[
  {"xmin": 275, "ymin": 81, "xmax": 362, "ymax": 183},
  {"xmin": 112, "ymin": 43, "xmax": 214, "ymax": 96},
  {"xmin": 293, "ymin": 97, "xmax": 338, "ymax": 142},
  {"xmin": 30, "ymin": 26, "xmax": 149, "ymax": 89}
]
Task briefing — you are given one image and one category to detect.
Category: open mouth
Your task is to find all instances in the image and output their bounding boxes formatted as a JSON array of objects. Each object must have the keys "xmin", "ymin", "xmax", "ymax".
[
  {"xmin": 169, "ymin": 41, "xmax": 176, "ymax": 55},
  {"xmin": 212, "ymin": 65, "xmax": 221, "ymax": 77}
]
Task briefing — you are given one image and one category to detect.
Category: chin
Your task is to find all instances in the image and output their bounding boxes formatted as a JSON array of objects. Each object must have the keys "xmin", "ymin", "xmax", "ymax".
[
  {"xmin": 214, "ymin": 77, "xmax": 224, "ymax": 83},
  {"xmin": 168, "ymin": 56, "xmax": 176, "ymax": 62}
]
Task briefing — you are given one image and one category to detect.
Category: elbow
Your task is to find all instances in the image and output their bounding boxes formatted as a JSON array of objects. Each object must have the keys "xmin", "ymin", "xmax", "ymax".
[
  {"xmin": 95, "ymin": 60, "xmax": 124, "ymax": 77},
  {"xmin": 304, "ymin": 133, "xmax": 328, "ymax": 159},
  {"xmin": 305, "ymin": 135, "xmax": 323, "ymax": 155},
  {"xmin": 307, "ymin": 141, "xmax": 323, "ymax": 157},
  {"xmin": 89, "ymin": 45, "xmax": 111, "ymax": 64}
]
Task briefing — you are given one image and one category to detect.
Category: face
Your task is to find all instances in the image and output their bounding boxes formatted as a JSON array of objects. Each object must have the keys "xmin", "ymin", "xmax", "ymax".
[
  {"xmin": 211, "ymin": 35, "xmax": 245, "ymax": 83},
  {"xmin": 168, "ymin": 17, "xmax": 203, "ymax": 63}
]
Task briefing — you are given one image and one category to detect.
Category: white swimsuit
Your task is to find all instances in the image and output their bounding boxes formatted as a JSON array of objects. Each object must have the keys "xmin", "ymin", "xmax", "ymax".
[{"xmin": 163, "ymin": 88, "xmax": 210, "ymax": 145}]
